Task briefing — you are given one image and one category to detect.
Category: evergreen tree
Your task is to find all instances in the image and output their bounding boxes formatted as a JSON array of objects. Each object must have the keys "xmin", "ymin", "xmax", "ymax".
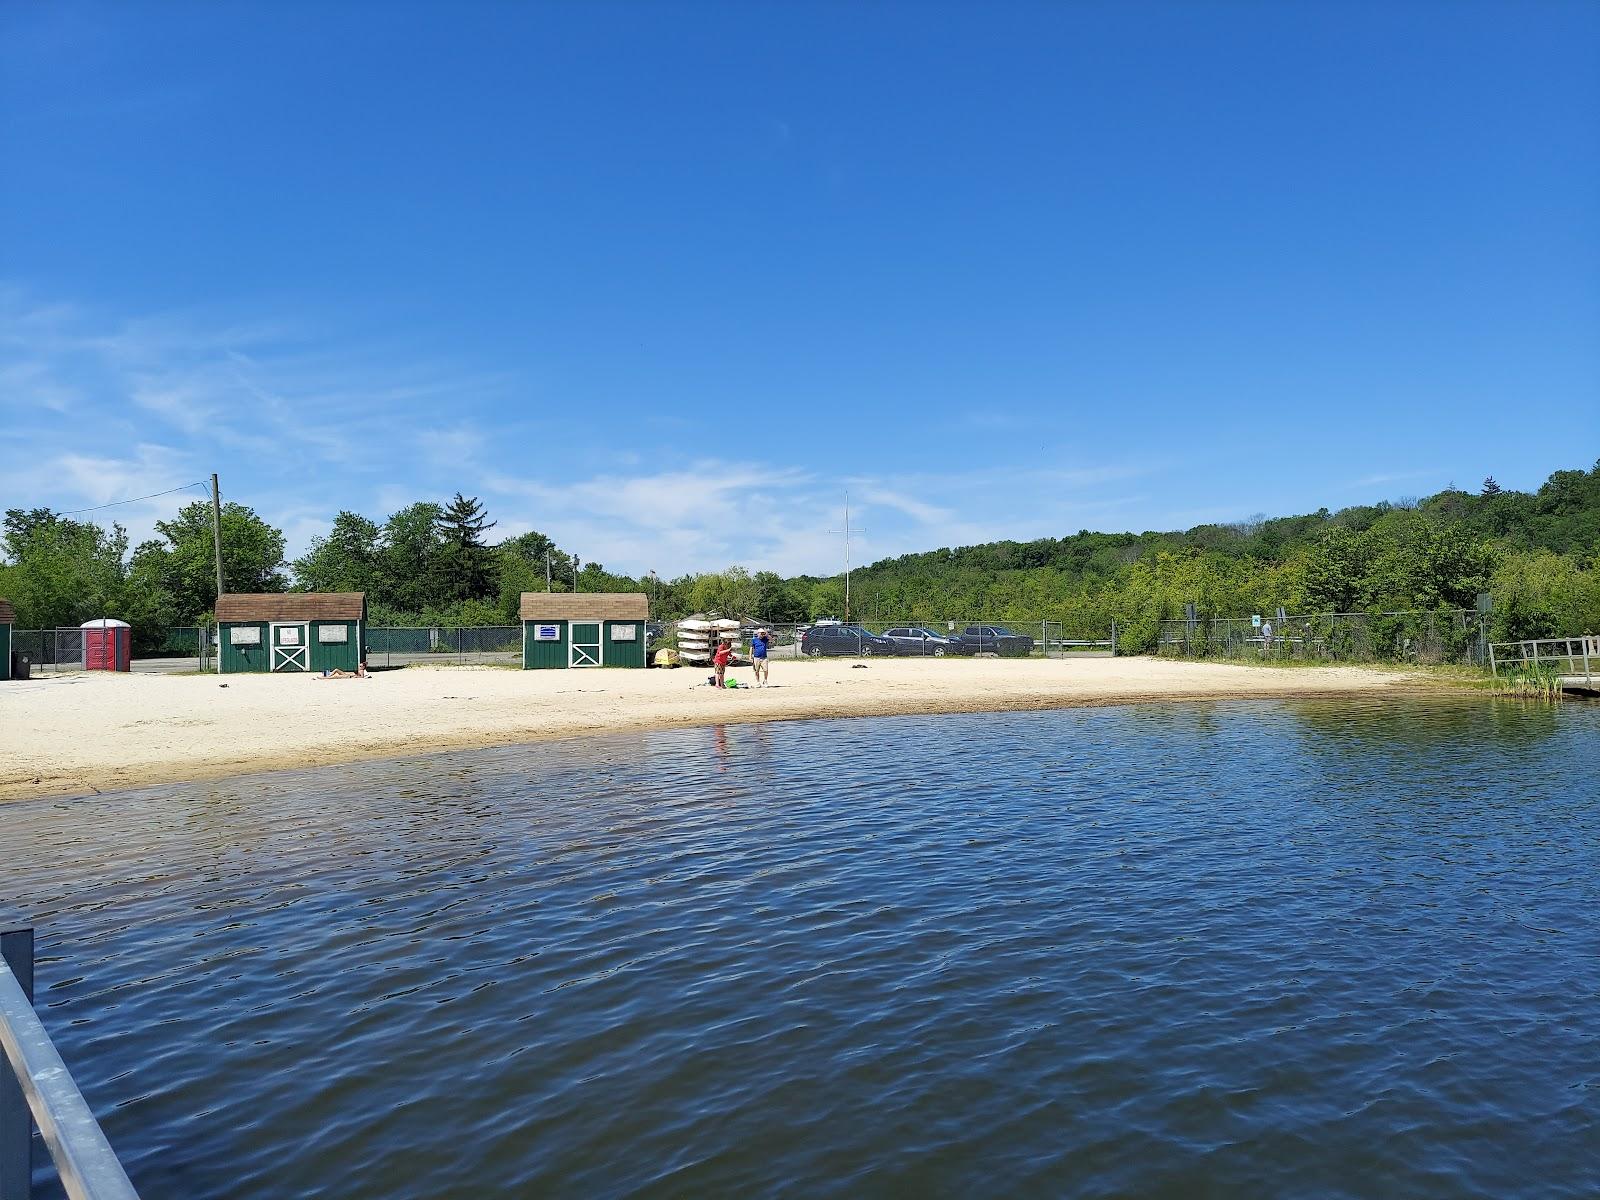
[
  {"xmin": 1481, "ymin": 476, "xmax": 1502, "ymax": 497},
  {"xmin": 436, "ymin": 493, "xmax": 498, "ymax": 602}
]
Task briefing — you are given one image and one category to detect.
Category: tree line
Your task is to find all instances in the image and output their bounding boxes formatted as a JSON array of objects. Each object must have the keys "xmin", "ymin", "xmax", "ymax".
[
  {"xmin": 2, "ymin": 463, "xmax": 1596, "ymax": 653},
  {"xmin": 841, "ymin": 464, "xmax": 1600, "ymax": 650}
]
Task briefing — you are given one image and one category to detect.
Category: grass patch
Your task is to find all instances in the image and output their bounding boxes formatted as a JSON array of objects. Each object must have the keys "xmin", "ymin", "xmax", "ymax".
[{"xmin": 1489, "ymin": 664, "xmax": 1566, "ymax": 700}]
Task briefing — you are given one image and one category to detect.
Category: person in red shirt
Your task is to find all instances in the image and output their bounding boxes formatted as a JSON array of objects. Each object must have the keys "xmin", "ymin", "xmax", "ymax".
[{"xmin": 713, "ymin": 638, "xmax": 733, "ymax": 688}]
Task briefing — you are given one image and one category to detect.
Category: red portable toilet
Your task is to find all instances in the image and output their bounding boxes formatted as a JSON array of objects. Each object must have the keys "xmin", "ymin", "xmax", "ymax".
[{"xmin": 82, "ymin": 618, "xmax": 132, "ymax": 672}]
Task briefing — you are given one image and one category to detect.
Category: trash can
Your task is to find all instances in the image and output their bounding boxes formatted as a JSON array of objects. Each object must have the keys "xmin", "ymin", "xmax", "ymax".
[{"xmin": 11, "ymin": 651, "xmax": 31, "ymax": 680}]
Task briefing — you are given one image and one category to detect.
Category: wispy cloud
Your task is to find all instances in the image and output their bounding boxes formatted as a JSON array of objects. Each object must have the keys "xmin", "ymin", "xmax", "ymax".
[
  {"xmin": 0, "ymin": 285, "xmax": 518, "ymax": 552},
  {"xmin": 2, "ymin": 284, "xmax": 1168, "ymax": 574},
  {"xmin": 856, "ymin": 487, "xmax": 951, "ymax": 525},
  {"xmin": 1, "ymin": 441, "xmax": 209, "ymax": 548},
  {"xmin": 473, "ymin": 457, "xmax": 1154, "ymax": 575},
  {"xmin": 1346, "ymin": 469, "xmax": 1438, "ymax": 490}
]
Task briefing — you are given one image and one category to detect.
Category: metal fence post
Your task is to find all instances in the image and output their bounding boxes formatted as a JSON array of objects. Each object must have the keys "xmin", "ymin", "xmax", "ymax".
[{"xmin": 1, "ymin": 928, "xmax": 33, "ymax": 1200}]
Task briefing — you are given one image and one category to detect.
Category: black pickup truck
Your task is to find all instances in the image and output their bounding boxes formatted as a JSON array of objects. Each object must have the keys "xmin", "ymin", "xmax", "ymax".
[{"xmin": 946, "ymin": 625, "xmax": 1035, "ymax": 656}]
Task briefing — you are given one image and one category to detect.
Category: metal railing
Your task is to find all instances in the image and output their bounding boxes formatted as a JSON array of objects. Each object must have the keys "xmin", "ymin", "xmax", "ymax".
[
  {"xmin": 0, "ymin": 929, "xmax": 139, "ymax": 1200},
  {"xmin": 1490, "ymin": 636, "xmax": 1599, "ymax": 686}
]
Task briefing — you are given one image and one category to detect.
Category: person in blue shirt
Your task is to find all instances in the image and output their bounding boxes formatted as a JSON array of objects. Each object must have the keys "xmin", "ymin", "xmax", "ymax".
[{"xmin": 750, "ymin": 628, "xmax": 770, "ymax": 687}]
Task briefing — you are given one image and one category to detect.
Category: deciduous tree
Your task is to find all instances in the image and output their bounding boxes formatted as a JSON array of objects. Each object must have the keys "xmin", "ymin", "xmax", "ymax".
[{"xmin": 128, "ymin": 501, "xmax": 287, "ymax": 623}]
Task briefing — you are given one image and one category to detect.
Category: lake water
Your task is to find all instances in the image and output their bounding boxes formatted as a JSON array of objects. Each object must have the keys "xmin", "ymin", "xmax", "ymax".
[{"xmin": 4, "ymin": 699, "xmax": 1598, "ymax": 1199}]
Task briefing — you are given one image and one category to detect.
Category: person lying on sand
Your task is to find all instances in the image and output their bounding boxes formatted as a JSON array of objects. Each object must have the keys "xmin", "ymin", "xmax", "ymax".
[{"xmin": 317, "ymin": 663, "xmax": 370, "ymax": 679}]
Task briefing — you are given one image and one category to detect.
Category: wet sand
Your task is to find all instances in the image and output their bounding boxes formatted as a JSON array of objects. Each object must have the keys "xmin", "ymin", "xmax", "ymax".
[{"xmin": 0, "ymin": 656, "xmax": 1418, "ymax": 801}]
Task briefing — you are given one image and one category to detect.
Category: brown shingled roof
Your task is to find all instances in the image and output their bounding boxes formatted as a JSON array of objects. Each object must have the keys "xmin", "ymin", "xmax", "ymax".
[
  {"xmin": 520, "ymin": 592, "xmax": 648, "ymax": 622},
  {"xmin": 0, "ymin": 598, "xmax": 13, "ymax": 624},
  {"xmin": 216, "ymin": 593, "xmax": 366, "ymax": 622}
]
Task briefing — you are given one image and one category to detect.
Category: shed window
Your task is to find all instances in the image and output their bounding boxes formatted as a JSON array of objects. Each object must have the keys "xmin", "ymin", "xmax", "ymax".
[
  {"xmin": 231, "ymin": 627, "xmax": 261, "ymax": 645},
  {"xmin": 318, "ymin": 625, "xmax": 349, "ymax": 643}
]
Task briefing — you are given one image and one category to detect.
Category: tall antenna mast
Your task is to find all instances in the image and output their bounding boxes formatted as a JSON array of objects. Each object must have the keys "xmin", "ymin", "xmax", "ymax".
[{"xmin": 828, "ymin": 492, "xmax": 866, "ymax": 622}]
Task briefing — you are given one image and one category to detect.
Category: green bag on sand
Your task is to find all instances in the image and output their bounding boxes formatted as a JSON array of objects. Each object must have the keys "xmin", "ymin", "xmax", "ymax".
[{"xmin": 726, "ymin": 679, "xmax": 739, "ymax": 689}]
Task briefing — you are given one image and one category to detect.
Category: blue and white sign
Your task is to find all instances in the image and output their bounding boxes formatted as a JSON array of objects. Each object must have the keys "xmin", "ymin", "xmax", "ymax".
[{"xmin": 534, "ymin": 624, "xmax": 560, "ymax": 641}]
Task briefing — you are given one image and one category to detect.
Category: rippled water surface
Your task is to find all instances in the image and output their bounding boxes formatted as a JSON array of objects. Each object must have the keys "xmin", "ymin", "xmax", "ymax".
[{"xmin": 5, "ymin": 699, "xmax": 1599, "ymax": 1198}]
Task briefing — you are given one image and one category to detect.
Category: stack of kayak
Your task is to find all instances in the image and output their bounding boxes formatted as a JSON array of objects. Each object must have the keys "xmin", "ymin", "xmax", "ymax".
[{"xmin": 677, "ymin": 615, "xmax": 741, "ymax": 665}]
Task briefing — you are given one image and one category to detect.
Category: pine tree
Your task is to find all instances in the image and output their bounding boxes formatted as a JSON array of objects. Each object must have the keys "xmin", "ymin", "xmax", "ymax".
[
  {"xmin": 436, "ymin": 494, "xmax": 498, "ymax": 602},
  {"xmin": 1481, "ymin": 476, "xmax": 1503, "ymax": 497}
]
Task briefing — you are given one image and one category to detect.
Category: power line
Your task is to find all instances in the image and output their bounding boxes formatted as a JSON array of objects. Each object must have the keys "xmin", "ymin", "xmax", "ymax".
[{"xmin": 55, "ymin": 481, "xmax": 211, "ymax": 517}]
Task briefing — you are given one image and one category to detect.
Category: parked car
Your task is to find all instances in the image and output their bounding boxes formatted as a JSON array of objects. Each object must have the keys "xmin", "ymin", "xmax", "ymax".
[
  {"xmin": 947, "ymin": 625, "xmax": 1035, "ymax": 656},
  {"xmin": 881, "ymin": 626, "xmax": 952, "ymax": 656},
  {"xmin": 799, "ymin": 624, "xmax": 896, "ymax": 657}
]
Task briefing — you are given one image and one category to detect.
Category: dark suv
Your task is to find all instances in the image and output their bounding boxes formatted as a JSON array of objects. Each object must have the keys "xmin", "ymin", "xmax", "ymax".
[
  {"xmin": 799, "ymin": 624, "xmax": 896, "ymax": 657},
  {"xmin": 881, "ymin": 627, "xmax": 952, "ymax": 656},
  {"xmin": 947, "ymin": 625, "xmax": 1035, "ymax": 656}
]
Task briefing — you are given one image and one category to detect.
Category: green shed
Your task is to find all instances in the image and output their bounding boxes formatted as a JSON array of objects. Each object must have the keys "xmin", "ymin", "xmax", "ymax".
[
  {"xmin": 0, "ymin": 598, "xmax": 13, "ymax": 681},
  {"xmin": 521, "ymin": 592, "xmax": 649, "ymax": 669},
  {"xmin": 217, "ymin": 592, "xmax": 366, "ymax": 674}
]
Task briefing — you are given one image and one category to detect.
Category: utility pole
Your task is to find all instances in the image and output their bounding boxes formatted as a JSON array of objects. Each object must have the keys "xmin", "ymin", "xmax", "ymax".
[
  {"xmin": 574, "ymin": 556, "xmax": 581, "ymax": 593},
  {"xmin": 545, "ymin": 553, "xmax": 552, "ymax": 592},
  {"xmin": 828, "ymin": 493, "xmax": 866, "ymax": 624},
  {"xmin": 210, "ymin": 473, "xmax": 225, "ymax": 601}
]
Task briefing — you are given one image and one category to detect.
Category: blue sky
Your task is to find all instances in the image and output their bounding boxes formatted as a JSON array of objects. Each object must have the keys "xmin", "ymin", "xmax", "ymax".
[{"xmin": 2, "ymin": 0, "xmax": 1596, "ymax": 576}]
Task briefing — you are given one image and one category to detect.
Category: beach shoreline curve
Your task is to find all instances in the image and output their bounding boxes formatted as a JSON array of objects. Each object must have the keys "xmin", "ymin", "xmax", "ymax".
[{"xmin": 1, "ymin": 657, "xmax": 1440, "ymax": 802}]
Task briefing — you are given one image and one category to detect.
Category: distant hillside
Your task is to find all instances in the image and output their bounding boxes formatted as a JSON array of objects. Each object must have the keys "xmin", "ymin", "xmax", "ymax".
[{"xmin": 788, "ymin": 462, "xmax": 1600, "ymax": 647}]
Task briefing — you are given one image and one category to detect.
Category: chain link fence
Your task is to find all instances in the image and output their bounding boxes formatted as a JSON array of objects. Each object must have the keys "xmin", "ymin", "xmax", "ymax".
[
  {"xmin": 10, "ymin": 628, "xmax": 84, "ymax": 673},
  {"xmin": 365, "ymin": 626, "xmax": 523, "ymax": 668},
  {"xmin": 654, "ymin": 619, "xmax": 1117, "ymax": 664},
  {"xmin": 10, "ymin": 627, "xmax": 212, "ymax": 674},
  {"xmin": 10, "ymin": 620, "xmax": 1118, "ymax": 674},
  {"xmin": 1156, "ymin": 609, "xmax": 1488, "ymax": 666}
]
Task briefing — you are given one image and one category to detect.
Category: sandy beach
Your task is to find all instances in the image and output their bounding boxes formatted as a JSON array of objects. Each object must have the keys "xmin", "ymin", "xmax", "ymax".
[{"xmin": 0, "ymin": 656, "xmax": 1418, "ymax": 802}]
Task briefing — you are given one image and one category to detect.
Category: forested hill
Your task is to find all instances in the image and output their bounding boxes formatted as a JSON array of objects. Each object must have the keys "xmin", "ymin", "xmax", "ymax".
[
  {"xmin": 833, "ymin": 463, "xmax": 1600, "ymax": 646},
  {"xmin": 866, "ymin": 466, "xmax": 1600, "ymax": 581}
]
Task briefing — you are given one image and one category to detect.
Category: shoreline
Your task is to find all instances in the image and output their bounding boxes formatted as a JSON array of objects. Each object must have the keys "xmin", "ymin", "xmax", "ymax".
[{"xmin": 1, "ymin": 657, "xmax": 1443, "ymax": 803}]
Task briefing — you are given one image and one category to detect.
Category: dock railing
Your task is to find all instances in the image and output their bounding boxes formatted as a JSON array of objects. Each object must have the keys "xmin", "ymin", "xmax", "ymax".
[
  {"xmin": 0, "ymin": 929, "xmax": 139, "ymax": 1200},
  {"xmin": 1489, "ymin": 636, "xmax": 1599, "ymax": 687}
]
